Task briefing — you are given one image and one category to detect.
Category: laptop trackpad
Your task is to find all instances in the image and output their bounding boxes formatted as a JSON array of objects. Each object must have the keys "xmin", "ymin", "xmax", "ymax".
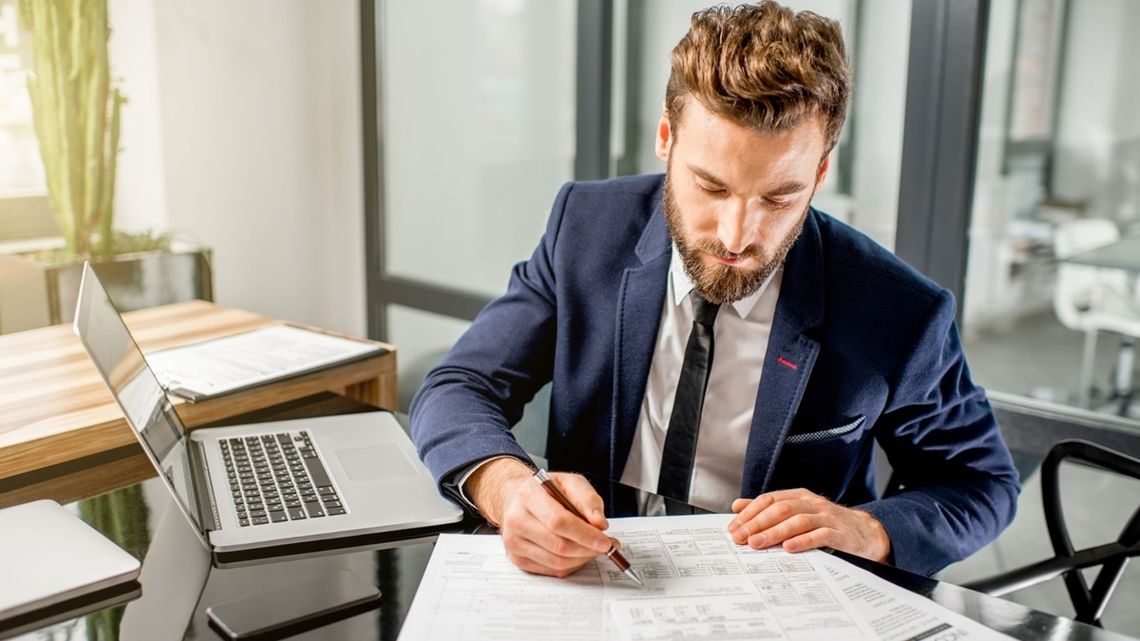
[{"xmin": 336, "ymin": 446, "xmax": 417, "ymax": 482}]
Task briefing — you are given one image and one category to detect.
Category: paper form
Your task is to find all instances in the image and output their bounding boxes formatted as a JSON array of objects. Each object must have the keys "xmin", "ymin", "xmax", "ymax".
[
  {"xmin": 815, "ymin": 553, "xmax": 1015, "ymax": 641},
  {"xmin": 403, "ymin": 514, "xmax": 1014, "ymax": 641},
  {"xmin": 145, "ymin": 324, "xmax": 382, "ymax": 399},
  {"xmin": 396, "ymin": 534, "xmax": 617, "ymax": 640},
  {"xmin": 601, "ymin": 515, "xmax": 875, "ymax": 641}
]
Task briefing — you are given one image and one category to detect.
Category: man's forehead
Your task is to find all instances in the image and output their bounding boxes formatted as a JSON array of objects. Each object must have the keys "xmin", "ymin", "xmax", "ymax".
[{"xmin": 675, "ymin": 127, "xmax": 823, "ymax": 194}]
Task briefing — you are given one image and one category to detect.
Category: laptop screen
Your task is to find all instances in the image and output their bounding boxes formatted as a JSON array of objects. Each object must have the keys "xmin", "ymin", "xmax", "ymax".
[{"xmin": 72, "ymin": 264, "xmax": 203, "ymax": 533}]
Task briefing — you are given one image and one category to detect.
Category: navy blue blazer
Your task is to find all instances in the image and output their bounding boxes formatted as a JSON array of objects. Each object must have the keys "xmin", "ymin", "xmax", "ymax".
[{"xmin": 411, "ymin": 174, "xmax": 1020, "ymax": 576}]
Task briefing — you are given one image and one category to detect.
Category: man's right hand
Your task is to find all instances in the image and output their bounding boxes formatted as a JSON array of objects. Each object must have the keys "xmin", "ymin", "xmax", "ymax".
[{"xmin": 465, "ymin": 458, "xmax": 615, "ymax": 577}]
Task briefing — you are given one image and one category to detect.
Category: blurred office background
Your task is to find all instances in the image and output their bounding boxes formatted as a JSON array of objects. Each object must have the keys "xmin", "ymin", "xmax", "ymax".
[{"xmin": 1, "ymin": 0, "xmax": 1138, "ymax": 633}]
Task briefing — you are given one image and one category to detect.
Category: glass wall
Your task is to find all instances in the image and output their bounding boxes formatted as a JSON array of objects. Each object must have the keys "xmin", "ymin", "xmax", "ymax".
[
  {"xmin": 962, "ymin": 0, "xmax": 1140, "ymax": 420},
  {"xmin": 610, "ymin": 0, "xmax": 911, "ymax": 250},
  {"xmin": 376, "ymin": 0, "xmax": 577, "ymax": 403},
  {"xmin": 381, "ymin": 0, "xmax": 577, "ymax": 300}
]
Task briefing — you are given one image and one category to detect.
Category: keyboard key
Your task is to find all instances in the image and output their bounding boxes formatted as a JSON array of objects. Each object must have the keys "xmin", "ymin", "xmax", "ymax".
[
  {"xmin": 288, "ymin": 507, "xmax": 306, "ymax": 520},
  {"xmin": 323, "ymin": 500, "xmax": 341, "ymax": 509},
  {"xmin": 303, "ymin": 457, "xmax": 332, "ymax": 487},
  {"xmin": 318, "ymin": 486, "xmax": 336, "ymax": 495},
  {"xmin": 252, "ymin": 516, "xmax": 269, "ymax": 525},
  {"xmin": 326, "ymin": 507, "xmax": 346, "ymax": 516},
  {"xmin": 239, "ymin": 518, "xmax": 250, "ymax": 527},
  {"xmin": 304, "ymin": 501, "xmax": 325, "ymax": 518},
  {"xmin": 270, "ymin": 511, "xmax": 288, "ymax": 523}
]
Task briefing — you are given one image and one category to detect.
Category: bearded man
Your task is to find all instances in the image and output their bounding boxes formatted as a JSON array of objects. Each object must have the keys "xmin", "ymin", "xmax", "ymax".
[{"xmin": 410, "ymin": 0, "xmax": 1019, "ymax": 579}]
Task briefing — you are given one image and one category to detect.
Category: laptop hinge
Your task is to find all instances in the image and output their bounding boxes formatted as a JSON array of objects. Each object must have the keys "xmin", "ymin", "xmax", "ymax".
[{"xmin": 187, "ymin": 439, "xmax": 220, "ymax": 532}]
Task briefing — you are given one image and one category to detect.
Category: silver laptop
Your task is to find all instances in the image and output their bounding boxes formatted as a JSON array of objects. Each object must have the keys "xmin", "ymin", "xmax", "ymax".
[{"xmin": 72, "ymin": 263, "xmax": 463, "ymax": 566}]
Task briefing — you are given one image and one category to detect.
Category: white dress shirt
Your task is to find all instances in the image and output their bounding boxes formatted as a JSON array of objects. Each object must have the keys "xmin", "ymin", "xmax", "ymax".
[{"xmin": 619, "ymin": 246, "xmax": 781, "ymax": 511}]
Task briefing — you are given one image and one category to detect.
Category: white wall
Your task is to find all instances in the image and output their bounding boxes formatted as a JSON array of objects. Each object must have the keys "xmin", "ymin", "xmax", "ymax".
[{"xmin": 110, "ymin": 0, "xmax": 366, "ymax": 337}]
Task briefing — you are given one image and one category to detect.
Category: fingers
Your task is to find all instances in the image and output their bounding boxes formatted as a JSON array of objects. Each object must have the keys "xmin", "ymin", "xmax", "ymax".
[
  {"xmin": 729, "ymin": 495, "xmax": 823, "ymax": 545},
  {"xmin": 505, "ymin": 536, "xmax": 595, "ymax": 578},
  {"xmin": 526, "ymin": 474, "xmax": 615, "ymax": 549},
  {"xmin": 554, "ymin": 473, "xmax": 609, "ymax": 530},
  {"xmin": 523, "ymin": 497, "xmax": 610, "ymax": 555},
  {"xmin": 782, "ymin": 527, "xmax": 836, "ymax": 554},
  {"xmin": 745, "ymin": 512, "xmax": 824, "ymax": 548},
  {"xmin": 728, "ymin": 488, "xmax": 814, "ymax": 533},
  {"xmin": 725, "ymin": 490, "xmax": 891, "ymax": 561},
  {"xmin": 498, "ymin": 471, "xmax": 613, "ymax": 578}
]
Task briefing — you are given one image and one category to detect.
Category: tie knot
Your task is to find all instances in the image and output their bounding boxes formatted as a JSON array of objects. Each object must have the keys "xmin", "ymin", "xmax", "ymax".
[{"xmin": 691, "ymin": 294, "xmax": 720, "ymax": 327}]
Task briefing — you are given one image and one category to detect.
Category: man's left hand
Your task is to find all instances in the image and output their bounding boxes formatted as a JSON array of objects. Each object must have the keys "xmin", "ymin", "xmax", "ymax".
[{"xmin": 728, "ymin": 488, "xmax": 891, "ymax": 563}]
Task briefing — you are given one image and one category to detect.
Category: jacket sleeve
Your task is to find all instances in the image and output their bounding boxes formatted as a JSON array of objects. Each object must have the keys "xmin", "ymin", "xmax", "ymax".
[
  {"xmin": 409, "ymin": 182, "xmax": 573, "ymax": 492},
  {"xmin": 859, "ymin": 290, "xmax": 1021, "ymax": 576}
]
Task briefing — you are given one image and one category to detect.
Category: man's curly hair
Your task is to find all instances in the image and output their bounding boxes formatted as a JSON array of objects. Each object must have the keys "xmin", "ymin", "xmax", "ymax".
[{"xmin": 665, "ymin": 1, "xmax": 851, "ymax": 153}]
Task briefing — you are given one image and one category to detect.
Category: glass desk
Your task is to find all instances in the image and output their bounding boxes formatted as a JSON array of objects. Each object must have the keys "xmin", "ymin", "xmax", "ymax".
[{"xmin": 3, "ymin": 395, "xmax": 1135, "ymax": 641}]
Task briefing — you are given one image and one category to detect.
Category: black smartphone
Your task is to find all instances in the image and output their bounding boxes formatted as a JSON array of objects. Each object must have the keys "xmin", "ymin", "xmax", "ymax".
[{"xmin": 205, "ymin": 570, "xmax": 381, "ymax": 641}]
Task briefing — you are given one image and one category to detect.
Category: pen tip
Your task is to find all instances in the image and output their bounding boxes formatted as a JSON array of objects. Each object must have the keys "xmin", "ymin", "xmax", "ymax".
[{"xmin": 627, "ymin": 569, "xmax": 645, "ymax": 588}]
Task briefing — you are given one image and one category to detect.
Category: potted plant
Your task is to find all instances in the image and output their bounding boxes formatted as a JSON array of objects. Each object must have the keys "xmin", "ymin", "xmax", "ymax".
[{"xmin": 0, "ymin": 0, "xmax": 211, "ymax": 334}]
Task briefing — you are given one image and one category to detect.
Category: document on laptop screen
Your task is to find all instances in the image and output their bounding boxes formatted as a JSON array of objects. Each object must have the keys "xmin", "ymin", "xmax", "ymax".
[
  {"xmin": 397, "ymin": 514, "xmax": 1015, "ymax": 641},
  {"xmin": 145, "ymin": 324, "xmax": 384, "ymax": 401}
]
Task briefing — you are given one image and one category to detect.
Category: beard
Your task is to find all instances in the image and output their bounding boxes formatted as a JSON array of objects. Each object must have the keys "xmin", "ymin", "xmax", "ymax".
[{"xmin": 662, "ymin": 172, "xmax": 808, "ymax": 305}]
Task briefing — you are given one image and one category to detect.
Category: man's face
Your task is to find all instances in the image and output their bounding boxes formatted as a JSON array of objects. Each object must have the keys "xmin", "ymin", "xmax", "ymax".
[{"xmin": 657, "ymin": 97, "xmax": 831, "ymax": 305}]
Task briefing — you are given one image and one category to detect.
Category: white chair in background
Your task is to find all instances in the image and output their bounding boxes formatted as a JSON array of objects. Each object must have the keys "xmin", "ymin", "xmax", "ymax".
[{"xmin": 1052, "ymin": 219, "xmax": 1140, "ymax": 409}]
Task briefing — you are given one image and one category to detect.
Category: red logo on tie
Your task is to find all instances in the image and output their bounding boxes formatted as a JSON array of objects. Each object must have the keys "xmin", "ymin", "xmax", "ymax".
[{"xmin": 777, "ymin": 357, "xmax": 798, "ymax": 370}]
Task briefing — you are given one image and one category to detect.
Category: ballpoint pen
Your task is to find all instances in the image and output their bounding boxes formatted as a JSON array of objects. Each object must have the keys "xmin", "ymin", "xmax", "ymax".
[{"xmin": 533, "ymin": 468, "xmax": 645, "ymax": 587}]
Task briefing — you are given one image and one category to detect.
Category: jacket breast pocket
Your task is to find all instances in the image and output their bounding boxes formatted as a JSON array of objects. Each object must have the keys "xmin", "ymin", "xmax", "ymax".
[
  {"xmin": 784, "ymin": 415, "xmax": 867, "ymax": 449},
  {"xmin": 770, "ymin": 415, "xmax": 870, "ymax": 496}
]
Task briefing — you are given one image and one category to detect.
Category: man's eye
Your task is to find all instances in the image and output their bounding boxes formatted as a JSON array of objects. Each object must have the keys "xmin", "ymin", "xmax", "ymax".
[
  {"xmin": 765, "ymin": 198, "xmax": 793, "ymax": 209},
  {"xmin": 697, "ymin": 182, "xmax": 726, "ymax": 194}
]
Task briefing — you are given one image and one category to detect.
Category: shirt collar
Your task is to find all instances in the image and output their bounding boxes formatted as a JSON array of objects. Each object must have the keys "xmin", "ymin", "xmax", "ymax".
[{"xmin": 669, "ymin": 244, "xmax": 779, "ymax": 319}]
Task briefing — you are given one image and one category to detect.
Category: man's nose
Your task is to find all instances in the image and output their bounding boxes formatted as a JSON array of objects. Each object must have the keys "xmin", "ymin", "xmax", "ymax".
[{"xmin": 716, "ymin": 198, "xmax": 763, "ymax": 255}]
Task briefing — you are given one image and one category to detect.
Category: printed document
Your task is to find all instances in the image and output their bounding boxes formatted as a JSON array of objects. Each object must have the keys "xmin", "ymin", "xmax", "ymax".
[
  {"xmin": 398, "ymin": 514, "xmax": 1014, "ymax": 641},
  {"xmin": 146, "ymin": 324, "xmax": 383, "ymax": 400}
]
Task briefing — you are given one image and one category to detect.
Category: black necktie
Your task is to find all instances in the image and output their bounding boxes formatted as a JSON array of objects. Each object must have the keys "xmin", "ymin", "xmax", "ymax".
[{"xmin": 657, "ymin": 294, "xmax": 720, "ymax": 501}]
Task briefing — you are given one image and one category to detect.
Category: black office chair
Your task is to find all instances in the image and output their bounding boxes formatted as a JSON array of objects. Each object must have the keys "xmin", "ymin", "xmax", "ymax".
[{"xmin": 963, "ymin": 439, "xmax": 1140, "ymax": 627}]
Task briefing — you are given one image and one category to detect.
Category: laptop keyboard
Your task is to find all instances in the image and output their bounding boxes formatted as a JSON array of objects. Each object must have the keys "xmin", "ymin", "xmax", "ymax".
[{"xmin": 220, "ymin": 431, "xmax": 347, "ymax": 527}]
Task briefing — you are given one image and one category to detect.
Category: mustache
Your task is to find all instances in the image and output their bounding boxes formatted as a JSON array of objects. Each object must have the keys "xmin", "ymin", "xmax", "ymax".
[{"xmin": 687, "ymin": 239, "xmax": 762, "ymax": 262}]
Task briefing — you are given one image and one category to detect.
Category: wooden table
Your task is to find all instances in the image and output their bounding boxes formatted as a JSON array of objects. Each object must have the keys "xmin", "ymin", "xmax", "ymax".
[{"xmin": 0, "ymin": 301, "xmax": 396, "ymax": 507}]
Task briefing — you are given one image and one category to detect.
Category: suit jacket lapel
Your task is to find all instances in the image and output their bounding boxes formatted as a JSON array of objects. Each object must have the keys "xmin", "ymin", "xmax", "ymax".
[
  {"xmin": 740, "ymin": 210, "xmax": 826, "ymax": 499},
  {"xmin": 610, "ymin": 193, "xmax": 670, "ymax": 478}
]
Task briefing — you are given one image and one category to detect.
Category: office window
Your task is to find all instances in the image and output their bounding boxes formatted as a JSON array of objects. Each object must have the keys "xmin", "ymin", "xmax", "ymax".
[
  {"xmin": 388, "ymin": 305, "xmax": 472, "ymax": 411},
  {"xmin": 610, "ymin": 0, "xmax": 910, "ymax": 250},
  {"xmin": 380, "ymin": 0, "xmax": 577, "ymax": 300},
  {"xmin": 0, "ymin": 0, "xmax": 55, "ymax": 241},
  {"xmin": 961, "ymin": 0, "xmax": 1140, "ymax": 421}
]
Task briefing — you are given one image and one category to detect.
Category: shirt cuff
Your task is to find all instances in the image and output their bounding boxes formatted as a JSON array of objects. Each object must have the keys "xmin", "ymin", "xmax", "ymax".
[{"xmin": 442, "ymin": 455, "xmax": 537, "ymax": 518}]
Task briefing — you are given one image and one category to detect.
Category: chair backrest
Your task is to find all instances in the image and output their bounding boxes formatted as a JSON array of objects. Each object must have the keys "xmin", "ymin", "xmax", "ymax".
[
  {"xmin": 1039, "ymin": 440, "xmax": 1140, "ymax": 626},
  {"xmin": 964, "ymin": 434, "xmax": 1140, "ymax": 628},
  {"xmin": 1053, "ymin": 219, "xmax": 1121, "ymax": 329}
]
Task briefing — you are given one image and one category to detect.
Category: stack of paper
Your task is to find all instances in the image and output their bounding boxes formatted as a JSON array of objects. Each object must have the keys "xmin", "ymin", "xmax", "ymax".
[
  {"xmin": 398, "ymin": 514, "xmax": 1014, "ymax": 641},
  {"xmin": 147, "ymin": 324, "xmax": 383, "ymax": 400}
]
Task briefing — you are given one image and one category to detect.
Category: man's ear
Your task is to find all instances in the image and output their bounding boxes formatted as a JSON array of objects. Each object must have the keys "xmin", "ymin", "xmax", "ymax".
[
  {"xmin": 655, "ymin": 103, "xmax": 673, "ymax": 163},
  {"xmin": 814, "ymin": 154, "xmax": 831, "ymax": 192}
]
